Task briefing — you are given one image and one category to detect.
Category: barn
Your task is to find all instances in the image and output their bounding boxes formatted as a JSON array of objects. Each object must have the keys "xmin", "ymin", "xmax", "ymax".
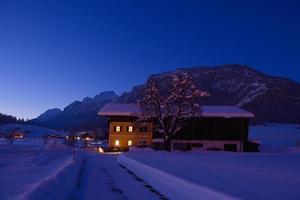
[
  {"xmin": 99, "ymin": 103, "xmax": 258, "ymax": 152},
  {"xmin": 166, "ymin": 106, "xmax": 256, "ymax": 152}
]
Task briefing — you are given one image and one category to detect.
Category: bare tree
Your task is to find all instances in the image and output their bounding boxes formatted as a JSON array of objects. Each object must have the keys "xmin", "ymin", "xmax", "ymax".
[{"xmin": 139, "ymin": 71, "xmax": 208, "ymax": 151}]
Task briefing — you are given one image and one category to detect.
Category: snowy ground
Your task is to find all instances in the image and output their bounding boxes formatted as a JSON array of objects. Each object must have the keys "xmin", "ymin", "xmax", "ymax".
[
  {"xmin": 24, "ymin": 152, "xmax": 167, "ymax": 200},
  {"xmin": 0, "ymin": 144, "xmax": 73, "ymax": 200},
  {"xmin": 0, "ymin": 142, "xmax": 167, "ymax": 200},
  {"xmin": 0, "ymin": 123, "xmax": 299, "ymax": 200},
  {"xmin": 116, "ymin": 124, "xmax": 300, "ymax": 200},
  {"xmin": 249, "ymin": 123, "xmax": 300, "ymax": 152},
  {"xmin": 119, "ymin": 149, "xmax": 300, "ymax": 200}
]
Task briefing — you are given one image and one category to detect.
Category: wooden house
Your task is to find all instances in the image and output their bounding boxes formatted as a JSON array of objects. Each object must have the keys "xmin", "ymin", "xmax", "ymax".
[
  {"xmin": 170, "ymin": 106, "xmax": 255, "ymax": 152},
  {"xmin": 98, "ymin": 103, "xmax": 153, "ymax": 151},
  {"xmin": 99, "ymin": 103, "xmax": 256, "ymax": 152}
]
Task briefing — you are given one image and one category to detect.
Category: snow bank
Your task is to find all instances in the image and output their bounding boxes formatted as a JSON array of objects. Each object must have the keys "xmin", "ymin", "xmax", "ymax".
[
  {"xmin": 19, "ymin": 157, "xmax": 74, "ymax": 200},
  {"xmin": 249, "ymin": 123, "xmax": 300, "ymax": 152},
  {"xmin": 0, "ymin": 145, "xmax": 73, "ymax": 200},
  {"xmin": 23, "ymin": 153, "xmax": 84, "ymax": 200},
  {"xmin": 117, "ymin": 154, "xmax": 238, "ymax": 200},
  {"xmin": 122, "ymin": 150, "xmax": 300, "ymax": 200}
]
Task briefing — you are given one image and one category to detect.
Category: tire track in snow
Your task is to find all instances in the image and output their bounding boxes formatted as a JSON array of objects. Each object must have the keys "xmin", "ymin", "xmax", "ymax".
[
  {"xmin": 100, "ymin": 167, "xmax": 128, "ymax": 200},
  {"xmin": 118, "ymin": 164, "xmax": 169, "ymax": 200}
]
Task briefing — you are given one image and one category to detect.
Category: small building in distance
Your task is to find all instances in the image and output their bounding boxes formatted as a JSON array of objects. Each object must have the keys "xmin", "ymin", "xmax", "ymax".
[
  {"xmin": 98, "ymin": 103, "xmax": 153, "ymax": 151},
  {"xmin": 99, "ymin": 103, "xmax": 257, "ymax": 152},
  {"xmin": 5, "ymin": 131, "xmax": 24, "ymax": 139}
]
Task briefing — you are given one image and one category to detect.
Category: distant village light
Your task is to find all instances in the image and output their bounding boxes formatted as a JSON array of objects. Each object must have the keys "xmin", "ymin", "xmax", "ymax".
[{"xmin": 115, "ymin": 140, "xmax": 120, "ymax": 146}]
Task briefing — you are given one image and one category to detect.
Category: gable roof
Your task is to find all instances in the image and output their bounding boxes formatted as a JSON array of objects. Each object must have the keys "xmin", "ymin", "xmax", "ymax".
[
  {"xmin": 201, "ymin": 106, "xmax": 255, "ymax": 118},
  {"xmin": 98, "ymin": 103, "xmax": 255, "ymax": 118},
  {"xmin": 98, "ymin": 103, "xmax": 142, "ymax": 116}
]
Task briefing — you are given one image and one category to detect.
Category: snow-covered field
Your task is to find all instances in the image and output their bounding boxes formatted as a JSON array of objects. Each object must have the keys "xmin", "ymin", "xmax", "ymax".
[
  {"xmin": 0, "ymin": 144, "xmax": 73, "ymax": 200},
  {"xmin": 117, "ymin": 123, "xmax": 300, "ymax": 200},
  {"xmin": 249, "ymin": 123, "xmax": 300, "ymax": 152},
  {"xmin": 118, "ymin": 149, "xmax": 300, "ymax": 200},
  {"xmin": 0, "ymin": 123, "xmax": 299, "ymax": 200}
]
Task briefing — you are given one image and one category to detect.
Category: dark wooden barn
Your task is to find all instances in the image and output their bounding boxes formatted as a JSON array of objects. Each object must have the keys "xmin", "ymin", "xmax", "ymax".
[{"xmin": 154, "ymin": 106, "xmax": 259, "ymax": 152}]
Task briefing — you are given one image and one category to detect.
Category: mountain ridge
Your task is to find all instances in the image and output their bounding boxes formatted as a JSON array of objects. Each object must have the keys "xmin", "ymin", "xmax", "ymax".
[
  {"xmin": 31, "ymin": 65, "xmax": 300, "ymax": 130},
  {"xmin": 118, "ymin": 64, "xmax": 300, "ymax": 124},
  {"xmin": 31, "ymin": 91, "xmax": 119, "ymax": 131}
]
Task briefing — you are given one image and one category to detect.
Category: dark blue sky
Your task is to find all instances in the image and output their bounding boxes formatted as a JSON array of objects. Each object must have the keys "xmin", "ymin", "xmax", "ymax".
[{"xmin": 0, "ymin": 0, "xmax": 299, "ymax": 119}]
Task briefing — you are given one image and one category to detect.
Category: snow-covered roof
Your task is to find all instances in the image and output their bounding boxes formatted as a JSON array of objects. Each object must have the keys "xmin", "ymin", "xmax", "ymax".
[
  {"xmin": 99, "ymin": 103, "xmax": 254, "ymax": 118},
  {"xmin": 98, "ymin": 103, "xmax": 142, "ymax": 116},
  {"xmin": 201, "ymin": 106, "xmax": 254, "ymax": 118}
]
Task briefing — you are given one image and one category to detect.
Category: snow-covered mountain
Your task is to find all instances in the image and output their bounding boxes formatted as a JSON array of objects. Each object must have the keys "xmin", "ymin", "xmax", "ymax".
[
  {"xmin": 31, "ymin": 65, "xmax": 300, "ymax": 130},
  {"xmin": 31, "ymin": 91, "xmax": 119, "ymax": 131},
  {"xmin": 118, "ymin": 64, "xmax": 300, "ymax": 124}
]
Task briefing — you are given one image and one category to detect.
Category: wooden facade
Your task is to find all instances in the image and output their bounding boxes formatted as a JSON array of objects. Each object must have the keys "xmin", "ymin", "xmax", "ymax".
[
  {"xmin": 108, "ymin": 116, "xmax": 153, "ymax": 150},
  {"xmin": 176, "ymin": 117, "xmax": 249, "ymax": 141},
  {"xmin": 99, "ymin": 103, "xmax": 256, "ymax": 152},
  {"xmin": 162, "ymin": 117, "xmax": 252, "ymax": 152}
]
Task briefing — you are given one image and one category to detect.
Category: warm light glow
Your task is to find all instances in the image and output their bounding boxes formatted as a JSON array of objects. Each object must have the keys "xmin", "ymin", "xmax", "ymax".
[
  {"xmin": 77, "ymin": 137, "xmax": 80, "ymax": 140},
  {"xmin": 15, "ymin": 135, "xmax": 23, "ymax": 139},
  {"xmin": 128, "ymin": 140, "xmax": 132, "ymax": 146},
  {"xmin": 128, "ymin": 126, "xmax": 133, "ymax": 132},
  {"xmin": 116, "ymin": 126, "xmax": 121, "ymax": 132},
  {"xmin": 115, "ymin": 140, "xmax": 120, "ymax": 146},
  {"xmin": 98, "ymin": 147, "xmax": 104, "ymax": 153}
]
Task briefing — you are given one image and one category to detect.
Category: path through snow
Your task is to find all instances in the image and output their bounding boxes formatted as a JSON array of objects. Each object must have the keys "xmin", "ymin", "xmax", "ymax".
[{"xmin": 27, "ymin": 153, "xmax": 164, "ymax": 200}]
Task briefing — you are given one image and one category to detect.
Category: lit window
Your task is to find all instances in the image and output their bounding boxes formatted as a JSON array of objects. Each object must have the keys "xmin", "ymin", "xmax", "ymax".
[
  {"xmin": 128, "ymin": 126, "xmax": 134, "ymax": 132},
  {"xmin": 115, "ymin": 126, "xmax": 121, "ymax": 132},
  {"xmin": 128, "ymin": 140, "xmax": 132, "ymax": 146},
  {"xmin": 115, "ymin": 140, "xmax": 120, "ymax": 146}
]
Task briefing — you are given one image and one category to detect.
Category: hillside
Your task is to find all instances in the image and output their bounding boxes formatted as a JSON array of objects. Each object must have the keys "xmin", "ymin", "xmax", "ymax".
[
  {"xmin": 118, "ymin": 65, "xmax": 300, "ymax": 124},
  {"xmin": 31, "ymin": 65, "xmax": 300, "ymax": 131},
  {"xmin": 31, "ymin": 91, "xmax": 119, "ymax": 131},
  {"xmin": 0, "ymin": 123, "xmax": 66, "ymax": 138}
]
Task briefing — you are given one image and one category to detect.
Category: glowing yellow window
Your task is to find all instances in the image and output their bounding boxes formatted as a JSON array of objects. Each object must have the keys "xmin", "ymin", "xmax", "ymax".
[
  {"xmin": 115, "ymin": 140, "xmax": 120, "ymax": 146},
  {"xmin": 128, "ymin": 126, "xmax": 134, "ymax": 132},
  {"xmin": 115, "ymin": 126, "xmax": 121, "ymax": 132},
  {"xmin": 128, "ymin": 140, "xmax": 132, "ymax": 146}
]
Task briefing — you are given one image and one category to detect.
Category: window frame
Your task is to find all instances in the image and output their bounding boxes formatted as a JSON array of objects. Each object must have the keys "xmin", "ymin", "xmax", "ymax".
[
  {"xmin": 115, "ymin": 126, "xmax": 121, "ymax": 132},
  {"xmin": 127, "ymin": 126, "xmax": 134, "ymax": 133},
  {"xmin": 139, "ymin": 126, "xmax": 148, "ymax": 132}
]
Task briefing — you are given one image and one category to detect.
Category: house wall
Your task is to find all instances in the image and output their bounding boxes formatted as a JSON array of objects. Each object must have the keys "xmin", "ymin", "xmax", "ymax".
[
  {"xmin": 108, "ymin": 120, "xmax": 153, "ymax": 148},
  {"xmin": 153, "ymin": 117, "xmax": 250, "ymax": 152},
  {"xmin": 172, "ymin": 140, "xmax": 243, "ymax": 152},
  {"xmin": 174, "ymin": 117, "xmax": 249, "ymax": 142}
]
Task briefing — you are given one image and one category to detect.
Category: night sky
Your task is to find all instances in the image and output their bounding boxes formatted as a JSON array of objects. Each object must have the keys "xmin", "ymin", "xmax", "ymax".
[{"xmin": 0, "ymin": 0, "xmax": 299, "ymax": 119}]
